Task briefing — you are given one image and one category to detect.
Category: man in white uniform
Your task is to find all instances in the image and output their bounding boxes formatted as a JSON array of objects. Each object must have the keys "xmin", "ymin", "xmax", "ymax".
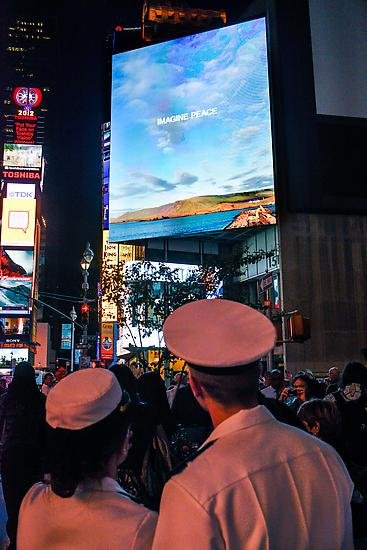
[{"xmin": 153, "ymin": 299, "xmax": 353, "ymax": 550}]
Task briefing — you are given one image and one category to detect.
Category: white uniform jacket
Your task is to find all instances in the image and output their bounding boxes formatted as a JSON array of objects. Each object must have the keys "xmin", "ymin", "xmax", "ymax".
[
  {"xmin": 17, "ymin": 477, "xmax": 157, "ymax": 550},
  {"xmin": 153, "ymin": 405, "xmax": 354, "ymax": 550}
]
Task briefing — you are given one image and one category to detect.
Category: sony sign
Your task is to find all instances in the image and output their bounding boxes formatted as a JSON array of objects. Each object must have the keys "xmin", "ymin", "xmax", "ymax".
[{"xmin": 7, "ymin": 183, "xmax": 36, "ymax": 200}]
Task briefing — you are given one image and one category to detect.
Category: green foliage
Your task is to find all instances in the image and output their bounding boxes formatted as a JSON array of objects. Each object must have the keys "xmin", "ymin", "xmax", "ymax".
[{"xmin": 101, "ymin": 244, "xmax": 277, "ymax": 372}]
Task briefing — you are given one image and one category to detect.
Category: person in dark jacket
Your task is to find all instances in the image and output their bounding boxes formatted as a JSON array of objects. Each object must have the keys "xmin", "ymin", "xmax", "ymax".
[
  {"xmin": 0, "ymin": 362, "xmax": 46, "ymax": 549},
  {"xmin": 326, "ymin": 362, "xmax": 367, "ymax": 484}
]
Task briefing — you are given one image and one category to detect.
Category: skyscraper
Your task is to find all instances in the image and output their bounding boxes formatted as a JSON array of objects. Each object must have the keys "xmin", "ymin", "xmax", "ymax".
[{"xmin": 0, "ymin": 13, "xmax": 56, "ymax": 367}]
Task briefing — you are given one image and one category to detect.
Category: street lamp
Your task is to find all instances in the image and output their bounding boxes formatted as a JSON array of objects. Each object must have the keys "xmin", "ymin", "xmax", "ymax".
[
  {"xmin": 83, "ymin": 242, "xmax": 94, "ymax": 265},
  {"xmin": 80, "ymin": 242, "xmax": 93, "ymax": 346},
  {"xmin": 70, "ymin": 306, "xmax": 77, "ymax": 372}
]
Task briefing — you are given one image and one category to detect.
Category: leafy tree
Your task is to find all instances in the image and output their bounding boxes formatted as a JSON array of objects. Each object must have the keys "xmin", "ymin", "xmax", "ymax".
[{"xmin": 101, "ymin": 244, "xmax": 277, "ymax": 377}]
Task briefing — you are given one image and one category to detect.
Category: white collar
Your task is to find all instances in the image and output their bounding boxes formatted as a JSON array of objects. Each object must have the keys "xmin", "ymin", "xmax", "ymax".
[
  {"xmin": 75, "ymin": 476, "xmax": 130, "ymax": 497},
  {"xmin": 203, "ymin": 405, "xmax": 275, "ymax": 447}
]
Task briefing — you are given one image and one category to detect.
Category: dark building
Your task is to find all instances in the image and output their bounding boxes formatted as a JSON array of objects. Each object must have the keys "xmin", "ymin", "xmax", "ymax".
[{"xmin": 0, "ymin": 12, "xmax": 57, "ymax": 366}]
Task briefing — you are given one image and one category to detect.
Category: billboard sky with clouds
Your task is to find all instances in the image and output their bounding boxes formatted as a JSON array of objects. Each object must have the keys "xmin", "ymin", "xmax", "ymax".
[{"xmin": 110, "ymin": 18, "xmax": 274, "ymax": 238}]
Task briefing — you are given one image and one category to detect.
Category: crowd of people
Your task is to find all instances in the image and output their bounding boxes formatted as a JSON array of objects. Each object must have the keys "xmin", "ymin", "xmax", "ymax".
[{"xmin": 0, "ymin": 299, "xmax": 365, "ymax": 548}]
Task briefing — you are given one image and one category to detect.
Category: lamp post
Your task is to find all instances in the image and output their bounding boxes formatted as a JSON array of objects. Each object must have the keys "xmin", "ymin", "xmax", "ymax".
[
  {"xmin": 80, "ymin": 242, "xmax": 94, "ymax": 346},
  {"xmin": 70, "ymin": 306, "xmax": 77, "ymax": 372}
]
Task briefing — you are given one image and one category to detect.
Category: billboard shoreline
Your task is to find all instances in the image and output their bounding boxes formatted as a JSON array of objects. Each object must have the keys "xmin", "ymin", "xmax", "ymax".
[
  {"xmin": 110, "ymin": 17, "xmax": 275, "ymax": 243},
  {"xmin": 109, "ymin": 204, "xmax": 276, "ymax": 242}
]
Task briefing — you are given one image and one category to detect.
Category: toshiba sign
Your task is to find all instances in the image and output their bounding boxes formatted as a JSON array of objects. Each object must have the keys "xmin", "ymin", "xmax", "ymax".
[{"xmin": 2, "ymin": 170, "xmax": 40, "ymax": 182}]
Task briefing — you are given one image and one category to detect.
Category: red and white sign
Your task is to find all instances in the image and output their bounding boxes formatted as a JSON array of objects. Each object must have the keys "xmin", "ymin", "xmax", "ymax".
[
  {"xmin": 259, "ymin": 273, "xmax": 273, "ymax": 292},
  {"xmin": 12, "ymin": 87, "xmax": 42, "ymax": 109},
  {"xmin": 2, "ymin": 170, "xmax": 41, "ymax": 182}
]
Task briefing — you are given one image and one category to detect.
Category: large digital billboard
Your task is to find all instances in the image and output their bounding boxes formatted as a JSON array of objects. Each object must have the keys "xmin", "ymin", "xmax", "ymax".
[
  {"xmin": 1, "ymin": 199, "xmax": 36, "ymax": 247},
  {"xmin": 0, "ymin": 249, "xmax": 33, "ymax": 315},
  {"xmin": 61, "ymin": 324, "xmax": 72, "ymax": 350},
  {"xmin": 3, "ymin": 144, "xmax": 42, "ymax": 168},
  {"xmin": 110, "ymin": 18, "xmax": 275, "ymax": 242},
  {"xmin": 0, "ymin": 249, "xmax": 34, "ymax": 278},
  {"xmin": 0, "ymin": 278, "xmax": 32, "ymax": 314},
  {"xmin": 0, "ymin": 317, "xmax": 31, "ymax": 347}
]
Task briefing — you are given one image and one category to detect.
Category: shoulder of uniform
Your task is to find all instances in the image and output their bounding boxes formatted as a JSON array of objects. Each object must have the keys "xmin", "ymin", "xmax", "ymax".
[{"xmin": 169, "ymin": 440, "xmax": 215, "ymax": 478}]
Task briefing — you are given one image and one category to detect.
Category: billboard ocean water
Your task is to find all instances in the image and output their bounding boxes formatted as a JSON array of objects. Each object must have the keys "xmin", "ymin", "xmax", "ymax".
[
  {"xmin": 110, "ymin": 17, "xmax": 275, "ymax": 243},
  {"xmin": 0, "ymin": 278, "xmax": 32, "ymax": 314}
]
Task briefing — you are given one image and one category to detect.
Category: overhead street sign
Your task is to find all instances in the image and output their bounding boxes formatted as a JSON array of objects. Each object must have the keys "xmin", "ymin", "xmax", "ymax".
[{"xmin": 259, "ymin": 273, "xmax": 273, "ymax": 292}]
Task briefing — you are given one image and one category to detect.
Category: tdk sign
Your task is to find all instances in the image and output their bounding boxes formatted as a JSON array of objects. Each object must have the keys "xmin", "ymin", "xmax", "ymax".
[
  {"xmin": 9, "ymin": 191, "xmax": 33, "ymax": 198},
  {"xmin": 7, "ymin": 183, "xmax": 35, "ymax": 200}
]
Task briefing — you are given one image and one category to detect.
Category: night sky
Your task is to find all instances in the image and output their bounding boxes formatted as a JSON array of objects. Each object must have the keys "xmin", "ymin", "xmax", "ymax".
[{"xmin": 1, "ymin": 0, "xmax": 258, "ymax": 315}]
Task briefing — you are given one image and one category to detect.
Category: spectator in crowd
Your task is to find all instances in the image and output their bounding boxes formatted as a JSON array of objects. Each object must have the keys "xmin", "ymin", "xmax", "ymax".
[
  {"xmin": 109, "ymin": 363, "xmax": 138, "ymax": 401},
  {"xmin": 41, "ymin": 372, "xmax": 55, "ymax": 397},
  {"xmin": 297, "ymin": 398, "xmax": 342, "ymax": 449},
  {"xmin": 171, "ymin": 375, "xmax": 212, "ymax": 461},
  {"xmin": 0, "ymin": 362, "xmax": 46, "ymax": 550},
  {"xmin": 54, "ymin": 366, "xmax": 67, "ymax": 382},
  {"xmin": 298, "ymin": 397, "xmax": 367, "ymax": 541},
  {"xmin": 260, "ymin": 369, "xmax": 285, "ymax": 399},
  {"xmin": 326, "ymin": 361, "xmax": 367, "ymax": 489},
  {"xmin": 119, "ymin": 371, "xmax": 173, "ymax": 510},
  {"xmin": 259, "ymin": 369, "xmax": 271, "ymax": 390},
  {"xmin": 0, "ymin": 378, "xmax": 7, "ymax": 396},
  {"xmin": 325, "ymin": 366, "xmax": 341, "ymax": 394},
  {"xmin": 137, "ymin": 372, "xmax": 175, "ymax": 439},
  {"xmin": 109, "ymin": 363, "xmax": 162, "ymax": 509},
  {"xmin": 166, "ymin": 371, "xmax": 188, "ymax": 408},
  {"xmin": 17, "ymin": 369, "xmax": 157, "ymax": 550},
  {"xmin": 153, "ymin": 299, "xmax": 353, "ymax": 549},
  {"xmin": 279, "ymin": 373, "xmax": 322, "ymax": 412}
]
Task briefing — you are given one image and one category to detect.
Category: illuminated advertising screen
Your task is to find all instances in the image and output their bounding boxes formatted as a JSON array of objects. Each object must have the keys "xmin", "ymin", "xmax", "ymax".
[
  {"xmin": 74, "ymin": 348, "xmax": 81, "ymax": 365},
  {"xmin": 100, "ymin": 322, "xmax": 114, "ymax": 360},
  {"xmin": 61, "ymin": 324, "xmax": 72, "ymax": 350},
  {"xmin": 0, "ymin": 277, "xmax": 32, "ymax": 314},
  {"xmin": 0, "ymin": 249, "xmax": 34, "ymax": 278},
  {"xmin": 102, "ymin": 122, "xmax": 111, "ymax": 230},
  {"xmin": 3, "ymin": 143, "xmax": 42, "ymax": 169},
  {"xmin": 110, "ymin": 18, "xmax": 275, "ymax": 242},
  {"xmin": 13, "ymin": 116, "xmax": 38, "ymax": 145},
  {"xmin": 0, "ymin": 249, "xmax": 33, "ymax": 315},
  {"xmin": 0, "ymin": 317, "xmax": 30, "ymax": 346},
  {"xmin": 1, "ymin": 199, "xmax": 36, "ymax": 247}
]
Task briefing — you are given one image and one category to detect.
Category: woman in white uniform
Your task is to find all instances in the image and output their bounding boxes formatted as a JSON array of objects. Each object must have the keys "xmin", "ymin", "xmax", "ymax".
[{"xmin": 17, "ymin": 368, "xmax": 157, "ymax": 550}]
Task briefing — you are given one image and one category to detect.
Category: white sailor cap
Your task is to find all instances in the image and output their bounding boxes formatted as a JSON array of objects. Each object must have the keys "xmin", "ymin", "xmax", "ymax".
[
  {"xmin": 163, "ymin": 299, "xmax": 276, "ymax": 375},
  {"xmin": 46, "ymin": 369, "xmax": 123, "ymax": 430}
]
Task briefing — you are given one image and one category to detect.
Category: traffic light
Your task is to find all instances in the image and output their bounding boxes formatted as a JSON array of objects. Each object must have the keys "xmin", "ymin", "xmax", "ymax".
[
  {"xmin": 81, "ymin": 303, "xmax": 90, "ymax": 324},
  {"xmin": 289, "ymin": 311, "xmax": 311, "ymax": 343}
]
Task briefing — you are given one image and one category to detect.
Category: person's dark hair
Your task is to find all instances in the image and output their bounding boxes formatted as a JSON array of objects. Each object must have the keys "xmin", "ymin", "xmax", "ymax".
[
  {"xmin": 297, "ymin": 399, "xmax": 341, "ymax": 444},
  {"xmin": 293, "ymin": 373, "xmax": 325, "ymax": 399},
  {"xmin": 137, "ymin": 372, "xmax": 175, "ymax": 436},
  {"xmin": 341, "ymin": 361, "xmax": 367, "ymax": 387},
  {"xmin": 269, "ymin": 369, "xmax": 282, "ymax": 379},
  {"xmin": 109, "ymin": 363, "xmax": 138, "ymax": 400},
  {"xmin": 48, "ymin": 403, "xmax": 132, "ymax": 498},
  {"xmin": 190, "ymin": 362, "xmax": 261, "ymax": 407},
  {"xmin": 5, "ymin": 361, "xmax": 42, "ymax": 407}
]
